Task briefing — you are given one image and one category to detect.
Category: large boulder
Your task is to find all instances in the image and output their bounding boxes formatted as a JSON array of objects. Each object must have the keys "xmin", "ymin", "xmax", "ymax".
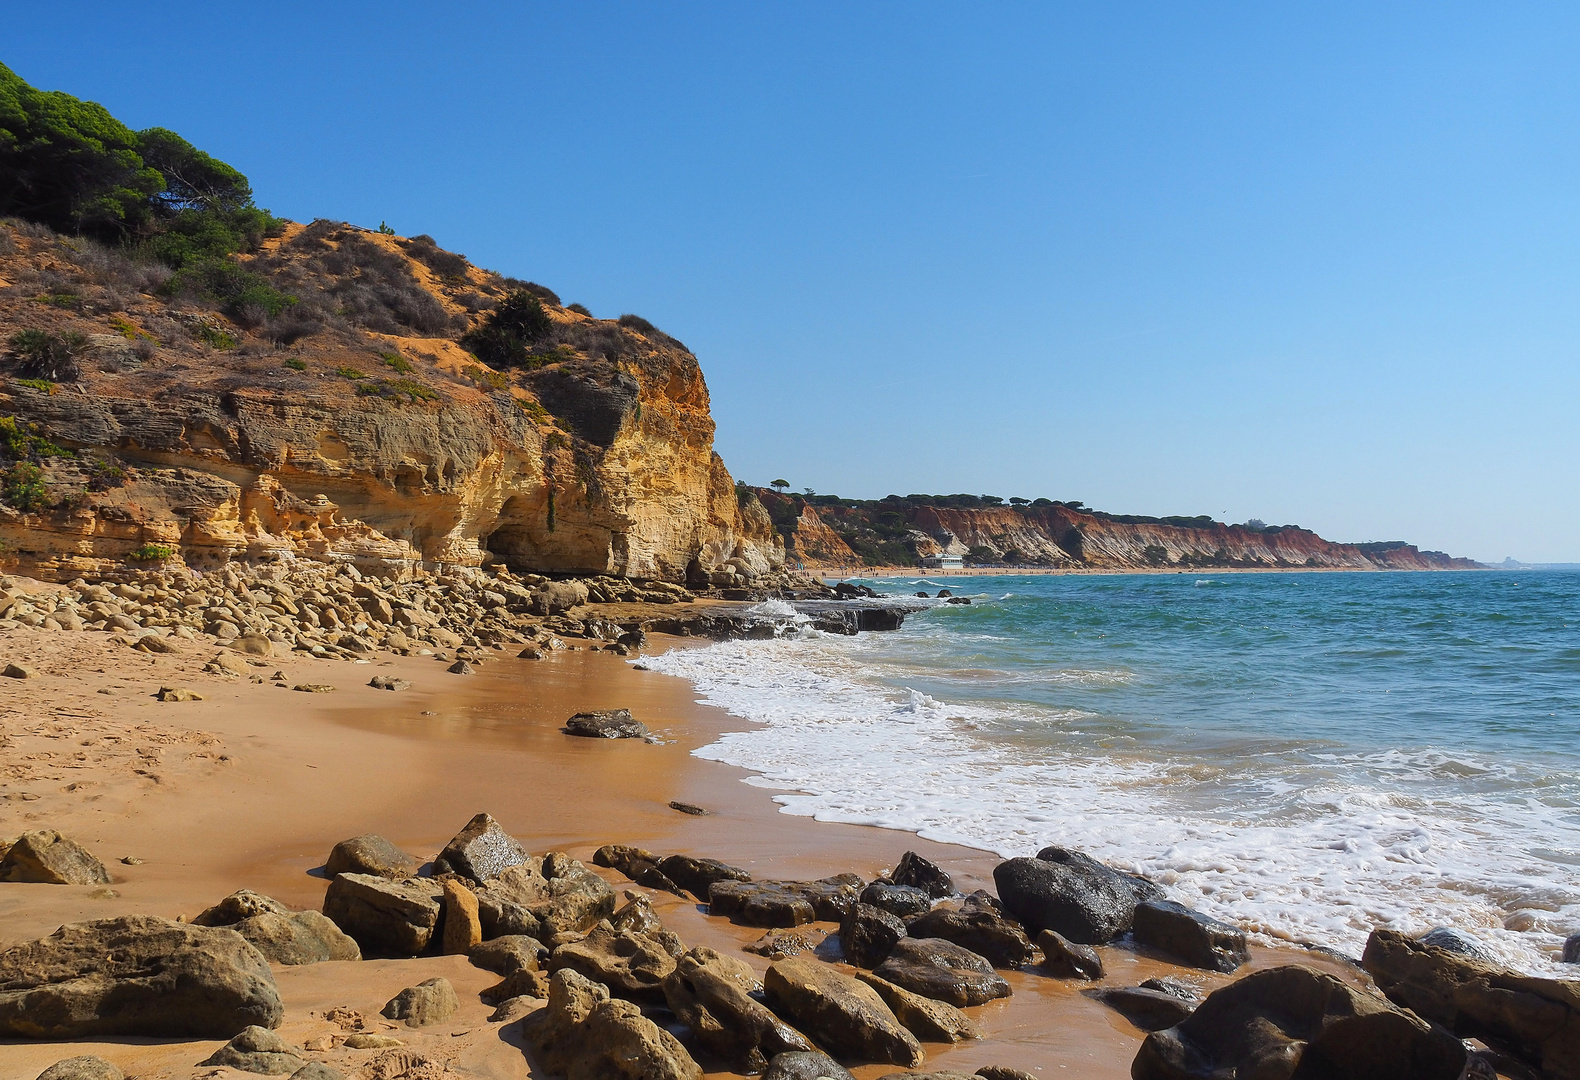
[
  {"xmin": 763, "ymin": 1051, "xmax": 856, "ymax": 1080},
  {"xmin": 193, "ymin": 890, "xmax": 360, "ymax": 965},
  {"xmin": 1362, "ymin": 927, "xmax": 1580, "ymax": 1080},
  {"xmin": 907, "ymin": 901, "xmax": 1033, "ymax": 968},
  {"xmin": 992, "ymin": 848, "xmax": 1161, "ymax": 944},
  {"xmin": 529, "ymin": 581, "xmax": 589, "ymax": 617},
  {"xmin": 657, "ymin": 854, "xmax": 751, "ymax": 900},
  {"xmin": 855, "ymin": 971, "xmax": 984, "ymax": 1043},
  {"xmin": 762, "ymin": 956, "xmax": 924, "ymax": 1067},
  {"xmin": 710, "ymin": 875, "xmax": 864, "ymax": 926},
  {"xmin": 0, "ymin": 830, "xmax": 110, "ymax": 885},
  {"xmin": 475, "ymin": 853, "xmax": 616, "ymax": 942},
  {"xmin": 1131, "ymin": 900, "xmax": 1249, "ymax": 973},
  {"xmin": 470, "ymin": 934, "xmax": 547, "ymax": 977},
  {"xmin": 381, "ymin": 977, "xmax": 458, "ymax": 1027},
  {"xmin": 861, "ymin": 881, "xmax": 933, "ymax": 919},
  {"xmin": 549, "ymin": 925, "xmax": 678, "ymax": 1003},
  {"xmin": 1133, "ymin": 964, "xmax": 1467, "ymax": 1080},
  {"xmin": 841, "ymin": 903, "xmax": 907, "ymax": 968},
  {"xmin": 873, "ymin": 938, "xmax": 1011, "ymax": 1007},
  {"xmin": 198, "ymin": 1025, "xmax": 305, "ymax": 1074},
  {"xmin": 321, "ymin": 874, "xmax": 442, "ymax": 957},
  {"xmin": 433, "ymin": 812, "xmax": 532, "ymax": 881},
  {"xmin": 891, "ymin": 852, "xmax": 954, "ymax": 898},
  {"xmin": 324, "ymin": 834, "xmax": 419, "ymax": 879},
  {"xmin": 524, "ymin": 968, "xmax": 702, "ymax": 1080},
  {"xmin": 662, "ymin": 947, "xmax": 815, "ymax": 1070},
  {"xmin": 0, "ymin": 915, "xmax": 282, "ymax": 1038}
]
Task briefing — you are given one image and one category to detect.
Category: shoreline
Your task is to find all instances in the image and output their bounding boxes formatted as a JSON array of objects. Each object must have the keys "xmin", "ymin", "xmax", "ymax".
[
  {"xmin": 812, "ymin": 564, "xmax": 1490, "ymax": 579},
  {"xmin": 0, "ymin": 618, "xmax": 1366, "ymax": 1079}
]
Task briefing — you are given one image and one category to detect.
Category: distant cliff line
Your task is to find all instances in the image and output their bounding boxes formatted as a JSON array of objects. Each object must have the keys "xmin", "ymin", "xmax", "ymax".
[{"xmin": 747, "ymin": 490, "xmax": 1482, "ymax": 572}]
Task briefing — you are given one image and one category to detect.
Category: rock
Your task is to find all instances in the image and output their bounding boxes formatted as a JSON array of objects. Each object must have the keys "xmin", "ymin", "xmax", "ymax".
[
  {"xmin": 906, "ymin": 905, "xmax": 1034, "ymax": 968},
  {"xmin": 131, "ymin": 634, "xmax": 176, "ymax": 654},
  {"xmin": 292, "ymin": 683, "xmax": 334, "ymax": 693},
  {"xmin": 1132, "ymin": 964, "xmax": 1467, "ymax": 1080},
  {"xmin": 433, "ymin": 811, "xmax": 532, "ymax": 881},
  {"xmin": 892, "ymin": 851, "xmax": 954, "ymax": 898},
  {"xmin": 745, "ymin": 929, "xmax": 820, "ymax": 960},
  {"xmin": 763, "ymin": 1051, "xmax": 857, "ymax": 1080},
  {"xmin": 609, "ymin": 893, "xmax": 665, "ymax": 936},
  {"xmin": 764, "ymin": 956, "xmax": 924, "ymax": 1066},
  {"xmin": 841, "ymin": 902, "xmax": 907, "ymax": 968},
  {"xmin": 206, "ymin": 651, "xmax": 250, "ymax": 676},
  {"xmin": 191, "ymin": 893, "xmax": 359, "ymax": 966},
  {"xmin": 0, "ymin": 830, "xmax": 110, "ymax": 884},
  {"xmin": 380, "ymin": 977, "xmax": 458, "ymax": 1027},
  {"xmin": 1140, "ymin": 977, "xmax": 1201, "ymax": 1002},
  {"xmin": 564, "ymin": 708, "xmax": 648, "ymax": 738},
  {"xmin": 710, "ymin": 876, "xmax": 864, "ymax": 926},
  {"xmin": 975, "ymin": 1069, "xmax": 1035, "ymax": 1080},
  {"xmin": 1566, "ymin": 933, "xmax": 1580, "ymax": 964},
  {"xmin": 1131, "ymin": 900, "xmax": 1249, "ymax": 973},
  {"xmin": 368, "ymin": 675, "xmax": 410, "ymax": 690},
  {"xmin": 668, "ymin": 800, "xmax": 709, "ymax": 815},
  {"xmin": 0, "ymin": 915, "xmax": 281, "ymax": 1038},
  {"xmin": 1036, "ymin": 929, "xmax": 1103, "ymax": 980},
  {"xmin": 1418, "ymin": 926, "xmax": 1499, "ymax": 964},
  {"xmin": 342, "ymin": 1033, "xmax": 404, "ymax": 1049},
  {"xmin": 287, "ymin": 1066, "xmax": 344, "ymax": 1080},
  {"xmin": 862, "ymin": 881, "xmax": 933, "ymax": 919},
  {"xmin": 855, "ymin": 971, "xmax": 984, "ymax": 1042},
  {"xmin": 35, "ymin": 1057, "xmax": 123, "ymax": 1080},
  {"xmin": 3, "ymin": 662, "xmax": 35, "ymax": 678},
  {"xmin": 156, "ymin": 685, "xmax": 203, "ymax": 701},
  {"xmin": 518, "ymin": 646, "xmax": 542, "ymax": 659},
  {"xmin": 1086, "ymin": 986, "xmax": 1197, "ymax": 1032},
  {"xmin": 447, "ymin": 659, "xmax": 474, "ymax": 674},
  {"xmin": 594, "ymin": 843, "xmax": 662, "ymax": 874},
  {"xmin": 199, "ymin": 1025, "xmax": 305, "ymax": 1074},
  {"xmin": 1362, "ymin": 927, "xmax": 1580, "ymax": 1080},
  {"xmin": 442, "ymin": 879, "xmax": 482, "ymax": 954},
  {"xmin": 481, "ymin": 968, "xmax": 551, "ymax": 1004},
  {"xmin": 658, "ymin": 853, "xmax": 751, "ymax": 900},
  {"xmin": 470, "ymin": 934, "xmax": 547, "ymax": 976},
  {"xmin": 231, "ymin": 634, "xmax": 273, "ymax": 656},
  {"xmin": 524, "ymin": 968, "xmax": 702, "ymax": 1080},
  {"xmin": 475, "ymin": 854, "xmax": 616, "ymax": 941},
  {"xmin": 321, "ymin": 874, "xmax": 442, "ymax": 957},
  {"xmin": 662, "ymin": 946, "xmax": 815, "ymax": 1070},
  {"xmin": 549, "ymin": 924, "xmax": 678, "ymax": 1003},
  {"xmin": 993, "ymin": 848, "xmax": 1161, "ymax": 944},
  {"xmin": 324, "ymin": 834, "xmax": 419, "ymax": 880},
  {"xmin": 873, "ymin": 937, "xmax": 1012, "ymax": 1007}
]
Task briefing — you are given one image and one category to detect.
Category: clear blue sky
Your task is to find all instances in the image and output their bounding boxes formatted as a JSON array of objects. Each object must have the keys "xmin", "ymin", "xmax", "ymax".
[{"xmin": 10, "ymin": 3, "xmax": 1579, "ymax": 561}]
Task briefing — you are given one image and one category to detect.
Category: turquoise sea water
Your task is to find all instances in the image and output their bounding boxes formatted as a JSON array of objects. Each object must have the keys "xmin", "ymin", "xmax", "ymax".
[{"xmin": 643, "ymin": 570, "xmax": 1580, "ymax": 972}]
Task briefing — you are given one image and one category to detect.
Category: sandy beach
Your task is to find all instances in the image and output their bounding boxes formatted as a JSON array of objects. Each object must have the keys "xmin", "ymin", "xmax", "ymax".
[{"xmin": 0, "ymin": 611, "xmax": 1362, "ymax": 1080}]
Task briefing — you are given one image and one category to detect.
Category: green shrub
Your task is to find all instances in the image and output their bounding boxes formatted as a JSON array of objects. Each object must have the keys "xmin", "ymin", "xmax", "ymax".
[
  {"xmin": 355, "ymin": 378, "xmax": 437, "ymax": 404},
  {"xmin": 1143, "ymin": 544, "xmax": 1170, "ymax": 566},
  {"xmin": 191, "ymin": 323, "xmax": 236, "ymax": 349},
  {"xmin": 517, "ymin": 398, "xmax": 551, "ymax": 424},
  {"xmin": 377, "ymin": 221, "xmax": 396, "ymax": 235},
  {"xmin": 34, "ymin": 291, "xmax": 81, "ymax": 309},
  {"xmin": 566, "ymin": 303, "xmax": 592, "ymax": 317},
  {"xmin": 336, "ymin": 366, "xmax": 368, "ymax": 380},
  {"xmin": 283, "ymin": 358, "xmax": 306, "ymax": 371},
  {"xmin": 378, "ymin": 350, "xmax": 413, "ymax": 373},
  {"xmin": 459, "ymin": 290, "xmax": 552, "ymax": 369},
  {"xmin": 463, "ymin": 364, "xmax": 507, "ymax": 391},
  {"xmin": 0, "ymin": 415, "xmax": 67, "ymax": 460},
  {"xmin": 128, "ymin": 542, "xmax": 174, "ymax": 562},
  {"xmin": 165, "ymin": 256, "xmax": 295, "ymax": 323},
  {"xmin": 8, "ymin": 328, "xmax": 86, "ymax": 381},
  {"xmin": 617, "ymin": 313, "xmax": 657, "ymax": 335},
  {"xmin": 13, "ymin": 377, "xmax": 54, "ymax": 393},
  {"xmin": 86, "ymin": 457, "xmax": 126, "ymax": 489},
  {"xmin": 2, "ymin": 462, "xmax": 48, "ymax": 512}
]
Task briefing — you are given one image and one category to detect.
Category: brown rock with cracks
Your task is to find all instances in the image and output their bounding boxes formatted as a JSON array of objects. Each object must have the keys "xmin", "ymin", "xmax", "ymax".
[
  {"xmin": 469, "ymin": 934, "xmax": 547, "ymax": 977},
  {"xmin": 0, "ymin": 830, "xmax": 110, "ymax": 885},
  {"xmin": 324, "ymin": 834, "xmax": 419, "ymax": 880},
  {"xmin": 321, "ymin": 874, "xmax": 442, "ymax": 957},
  {"xmin": 433, "ymin": 811, "xmax": 532, "ymax": 881},
  {"xmin": 906, "ymin": 902, "xmax": 1034, "ymax": 968},
  {"xmin": 549, "ymin": 924, "xmax": 678, "ymax": 1003},
  {"xmin": 661, "ymin": 946, "xmax": 815, "ymax": 1070},
  {"xmin": 198, "ymin": 1025, "xmax": 304, "ymax": 1073},
  {"xmin": 873, "ymin": 937, "xmax": 1012, "ymax": 1007},
  {"xmin": 856, "ymin": 970, "xmax": 984, "ymax": 1043},
  {"xmin": 192, "ymin": 889, "xmax": 361, "ymax": 966},
  {"xmin": 35, "ymin": 1056, "xmax": 123, "ymax": 1080},
  {"xmin": 524, "ymin": 968, "xmax": 702, "ymax": 1080},
  {"xmin": 762, "ymin": 955, "xmax": 925, "ymax": 1067},
  {"xmin": 381, "ymin": 977, "xmax": 459, "ymax": 1027},
  {"xmin": 474, "ymin": 854, "xmax": 615, "ymax": 941},
  {"xmin": 442, "ymin": 879, "xmax": 482, "ymax": 955}
]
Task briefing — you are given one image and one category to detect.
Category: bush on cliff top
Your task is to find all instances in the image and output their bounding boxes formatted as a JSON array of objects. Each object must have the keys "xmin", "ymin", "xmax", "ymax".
[{"xmin": 460, "ymin": 289, "xmax": 553, "ymax": 369}]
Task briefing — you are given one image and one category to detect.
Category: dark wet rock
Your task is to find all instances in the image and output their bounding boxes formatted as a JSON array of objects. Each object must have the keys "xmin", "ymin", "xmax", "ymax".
[
  {"xmin": 1132, "ymin": 964, "xmax": 1467, "ymax": 1080},
  {"xmin": 1566, "ymin": 933, "xmax": 1580, "ymax": 964},
  {"xmin": 891, "ymin": 851, "xmax": 954, "ymax": 898},
  {"xmin": 1131, "ymin": 900, "xmax": 1249, "ymax": 973},
  {"xmin": 658, "ymin": 853, "xmax": 751, "ymax": 899},
  {"xmin": 199, "ymin": 1025, "xmax": 304, "ymax": 1074},
  {"xmin": 380, "ymin": 977, "xmax": 458, "ymax": 1027},
  {"xmin": 595, "ymin": 844, "xmax": 684, "ymax": 893},
  {"xmin": 35, "ymin": 1057, "xmax": 123, "ymax": 1080},
  {"xmin": 993, "ymin": 848, "xmax": 1161, "ymax": 945},
  {"xmin": 475, "ymin": 853, "xmax": 616, "ymax": 942},
  {"xmin": 856, "ymin": 971, "xmax": 984, "ymax": 1043},
  {"xmin": 433, "ymin": 811, "xmax": 532, "ymax": 881},
  {"xmin": 0, "ymin": 830, "xmax": 110, "ymax": 885},
  {"xmin": 324, "ymin": 834, "xmax": 419, "ymax": 880},
  {"xmin": 524, "ymin": 968, "xmax": 702, "ymax": 1080},
  {"xmin": 1140, "ymin": 978, "xmax": 1202, "ymax": 1002},
  {"xmin": 662, "ymin": 947, "xmax": 815, "ymax": 1070},
  {"xmin": 469, "ymin": 934, "xmax": 547, "ymax": 976},
  {"xmin": 763, "ymin": 1051, "xmax": 856, "ymax": 1080},
  {"xmin": 710, "ymin": 875, "xmax": 864, "ymax": 926},
  {"xmin": 1419, "ymin": 927, "xmax": 1499, "ymax": 964},
  {"xmin": 1086, "ymin": 986, "xmax": 1197, "ymax": 1032},
  {"xmin": 763, "ymin": 956, "xmax": 924, "ymax": 1067},
  {"xmin": 669, "ymin": 800, "xmax": 710, "ymax": 815},
  {"xmin": 564, "ymin": 709, "xmax": 648, "ymax": 739},
  {"xmin": 549, "ymin": 924, "xmax": 678, "ymax": 1003},
  {"xmin": 1036, "ymin": 928, "xmax": 1103, "ymax": 980},
  {"xmin": 0, "ymin": 915, "xmax": 281, "ymax": 1038},
  {"xmin": 873, "ymin": 937, "xmax": 1012, "ymax": 1007},
  {"xmin": 862, "ymin": 882, "xmax": 933, "ymax": 919},
  {"xmin": 907, "ymin": 905, "xmax": 1033, "ymax": 968},
  {"xmin": 1362, "ymin": 927, "xmax": 1580, "ymax": 1080},
  {"xmin": 841, "ymin": 903, "xmax": 907, "ymax": 968},
  {"xmin": 192, "ymin": 890, "xmax": 360, "ymax": 966},
  {"xmin": 745, "ymin": 929, "xmax": 820, "ymax": 960},
  {"xmin": 321, "ymin": 874, "xmax": 442, "ymax": 957},
  {"xmin": 946, "ymin": 597, "xmax": 971, "ymax": 605}
]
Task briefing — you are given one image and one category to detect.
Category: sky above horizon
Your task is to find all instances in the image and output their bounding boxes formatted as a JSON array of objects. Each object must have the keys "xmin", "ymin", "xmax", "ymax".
[{"xmin": 9, "ymin": 3, "xmax": 1580, "ymax": 562}]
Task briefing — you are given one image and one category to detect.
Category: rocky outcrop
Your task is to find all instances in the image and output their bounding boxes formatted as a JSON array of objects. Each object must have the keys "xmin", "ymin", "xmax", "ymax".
[
  {"xmin": 841, "ymin": 903, "xmax": 907, "ymax": 968},
  {"xmin": 548, "ymin": 924, "xmax": 678, "ymax": 1003},
  {"xmin": 474, "ymin": 853, "xmax": 616, "ymax": 942},
  {"xmin": 854, "ymin": 971, "xmax": 984, "ymax": 1043},
  {"xmin": 906, "ymin": 899, "xmax": 1034, "ymax": 968},
  {"xmin": 0, "ymin": 915, "xmax": 281, "ymax": 1038},
  {"xmin": 433, "ymin": 811, "xmax": 531, "ymax": 881},
  {"xmin": 709, "ymin": 875, "xmax": 864, "ymax": 926}
]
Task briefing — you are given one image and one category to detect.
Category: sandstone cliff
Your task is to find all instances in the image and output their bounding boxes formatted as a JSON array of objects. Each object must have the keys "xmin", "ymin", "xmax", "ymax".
[{"xmin": 0, "ymin": 220, "xmax": 782, "ymax": 584}]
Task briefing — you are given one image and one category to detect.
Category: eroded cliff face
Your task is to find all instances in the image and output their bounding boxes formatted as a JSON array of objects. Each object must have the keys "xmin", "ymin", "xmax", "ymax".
[{"xmin": 0, "ymin": 221, "xmax": 782, "ymax": 583}]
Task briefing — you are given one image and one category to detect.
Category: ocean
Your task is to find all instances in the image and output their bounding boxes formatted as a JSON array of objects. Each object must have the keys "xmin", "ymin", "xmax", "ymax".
[{"xmin": 641, "ymin": 570, "xmax": 1580, "ymax": 973}]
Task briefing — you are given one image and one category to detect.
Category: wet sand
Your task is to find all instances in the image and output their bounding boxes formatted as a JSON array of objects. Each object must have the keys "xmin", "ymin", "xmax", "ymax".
[{"xmin": 0, "ymin": 623, "xmax": 1360, "ymax": 1079}]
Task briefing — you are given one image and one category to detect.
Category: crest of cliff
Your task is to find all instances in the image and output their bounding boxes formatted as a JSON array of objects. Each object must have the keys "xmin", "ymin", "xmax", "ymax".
[{"xmin": 755, "ymin": 490, "xmax": 1482, "ymax": 572}]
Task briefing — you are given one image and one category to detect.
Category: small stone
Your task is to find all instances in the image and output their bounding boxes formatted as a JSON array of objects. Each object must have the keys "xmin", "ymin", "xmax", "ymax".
[
  {"xmin": 199, "ymin": 1025, "xmax": 305, "ymax": 1073},
  {"xmin": 1037, "ymin": 928, "xmax": 1103, "ymax": 980},
  {"xmin": 381, "ymin": 977, "xmax": 459, "ymax": 1027},
  {"xmin": 564, "ymin": 709, "xmax": 648, "ymax": 739},
  {"xmin": 668, "ymin": 801, "xmax": 709, "ymax": 816},
  {"xmin": 368, "ymin": 675, "xmax": 411, "ymax": 690},
  {"xmin": 447, "ymin": 660, "xmax": 474, "ymax": 675},
  {"xmin": 156, "ymin": 686, "xmax": 203, "ymax": 701},
  {"xmin": 292, "ymin": 684, "xmax": 335, "ymax": 693},
  {"xmin": 120, "ymin": 856, "xmax": 143, "ymax": 866},
  {"xmin": 517, "ymin": 646, "xmax": 542, "ymax": 660},
  {"xmin": 1564, "ymin": 932, "xmax": 1580, "ymax": 964},
  {"xmin": 342, "ymin": 1033, "xmax": 404, "ymax": 1049}
]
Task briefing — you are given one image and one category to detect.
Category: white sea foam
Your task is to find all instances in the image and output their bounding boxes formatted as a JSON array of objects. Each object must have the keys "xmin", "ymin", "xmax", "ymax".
[{"xmin": 641, "ymin": 634, "xmax": 1580, "ymax": 973}]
